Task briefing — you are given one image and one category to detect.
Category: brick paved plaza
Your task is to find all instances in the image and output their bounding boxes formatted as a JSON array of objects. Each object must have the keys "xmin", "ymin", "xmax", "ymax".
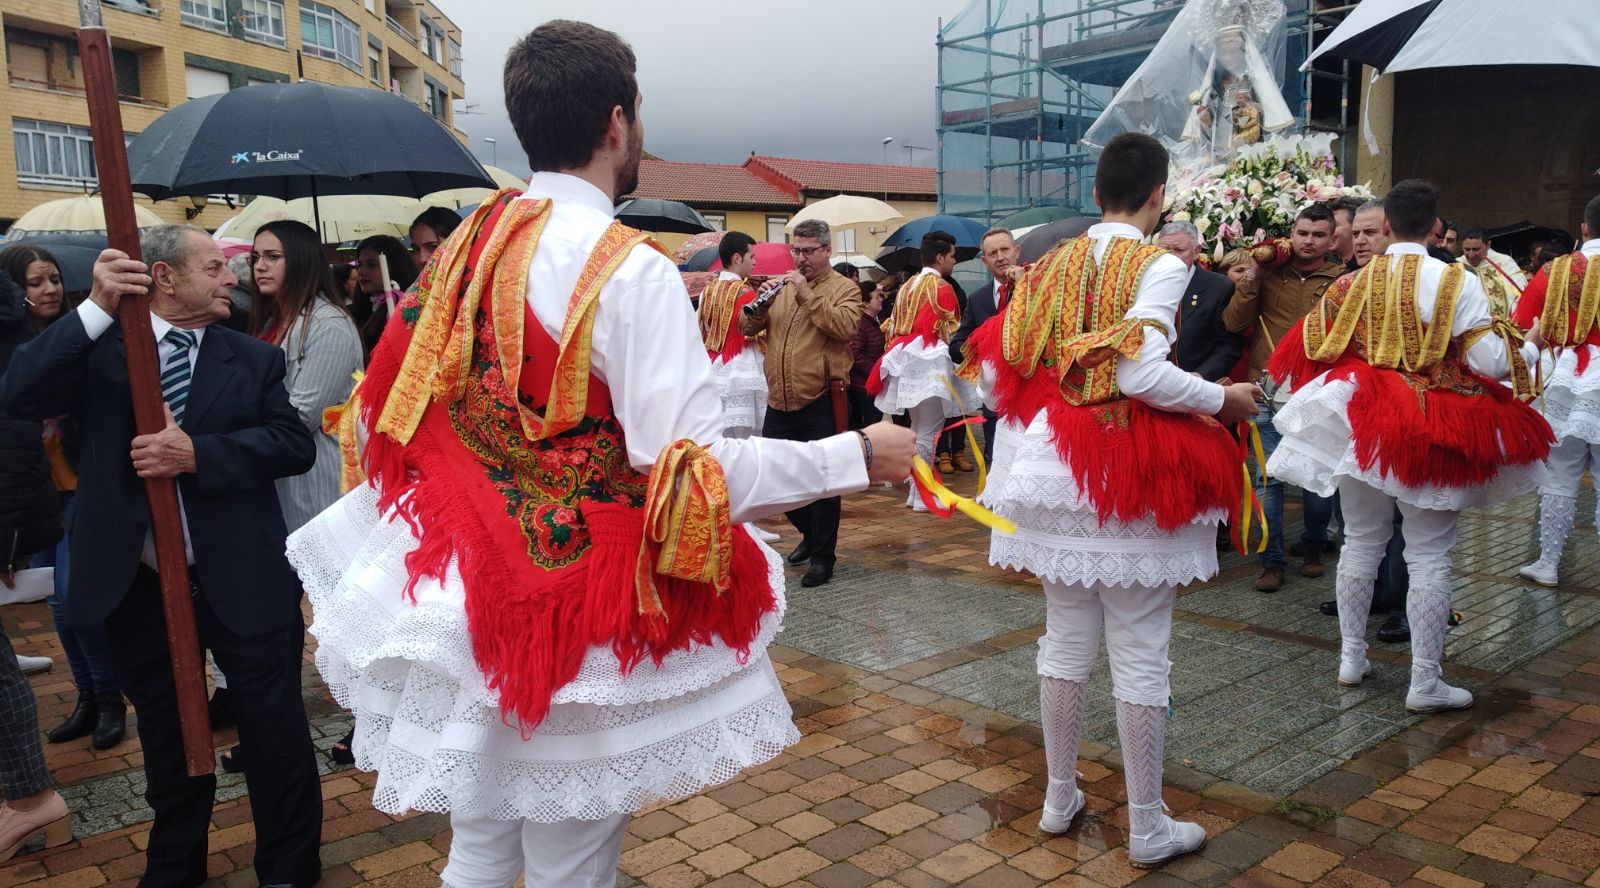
[{"xmin": 4, "ymin": 477, "xmax": 1599, "ymax": 887}]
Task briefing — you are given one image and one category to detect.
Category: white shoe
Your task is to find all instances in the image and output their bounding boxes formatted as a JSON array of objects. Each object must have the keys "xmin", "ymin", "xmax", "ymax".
[
  {"xmin": 751, "ymin": 527, "xmax": 780, "ymax": 543},
  {"xmin": 1128, "ymin": 813, "xmax": 1206, "ymax": 868},
  {"xmin": 1337, "ymin": 656, "xmax": 1371, "ymax": 688},
  {"xmin": 1517, "ymin": 560, "xmax": 1559, "ymax": 587},
  {"xmin": 1037, "ymin": 782, "xmax": 1084, "ymax": 835},
  {"xmin": 1406, "ymin": 680, "xmax": 1473, "ymax": 714},
  {"xmin": 16, "ymin": 655, "xmax": 52, "ymax": 676}
]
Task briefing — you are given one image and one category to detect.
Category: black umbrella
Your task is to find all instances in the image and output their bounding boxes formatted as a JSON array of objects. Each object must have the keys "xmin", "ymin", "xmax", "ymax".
[
  {"xmin": 1015, "ymin": 217, "xmax": 1099, "ymax": 264},
  {"xmin": 874, "ymin": 243, "xmax": 979, "ymax": 276},
  {"xmin": 683, "ymin": 245, "xmax": 720, "ymax": 273},
  {"xmin": 614, "ymin": 199, "xmax": 713, "ymax": 235},
  {"xmin": 1, "ymin": 234, "xmax": 105, "ymax": 293},
  {"xmin": 126, "ymin": 82, "xmax": 494, "ymax": 236}
]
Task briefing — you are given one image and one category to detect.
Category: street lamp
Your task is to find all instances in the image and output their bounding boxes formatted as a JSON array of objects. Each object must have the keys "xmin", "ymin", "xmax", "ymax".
[
  {"xmin": 881, "ymin": 137, "xmax": 893, "ymax": 200},
  {"xmin": 483, "ymin": 137, "xmax": 497, "ymax": 167}
]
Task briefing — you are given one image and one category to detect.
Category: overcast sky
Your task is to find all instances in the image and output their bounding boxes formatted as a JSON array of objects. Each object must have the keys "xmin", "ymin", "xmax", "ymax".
[{"xmin": 435, "ymin": 1, "xmax": 971, "ymax": 176}]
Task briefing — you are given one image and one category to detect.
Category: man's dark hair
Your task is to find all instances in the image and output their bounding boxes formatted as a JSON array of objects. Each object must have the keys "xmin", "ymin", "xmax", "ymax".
[
  {"xmin": 1461, "ymin": 226, "xmax": 1489, "ymax": 244},
  {"xmin": 1443, "ymin": 220, "xmax": 1458, "ymax": 235},
  {"xmin": 1295, "ymin": 203, "xmax": 1335, "ymax": 229},
  {"xmin": 920, "ymin": 230, "xmax": 957, "ymax": 266},
  {"xmin": 1327, "ymin": 195, "xmax": 1362, "ymax": 225},
  {"xmin": 504, "ymin": 20, "xmax": 637, "ymax": 172},
  {"xmin": 718, "ymin": 231, "xmax": 757, "ymax": 268},
  {"xmin": 1094, "ymin": 133, "xmax": 1169, "ymax": 215},
  {"xmin": 410, "ymin": 206, "xmax": 463, "ymax": 243},
  {"xmin": 1585, "ymin": 193, "xmax": 1600, "ymax": 234},
  {"xmin": 1383, "ymin": 179, "xmax": 1439, "ymax": 239},
  {"xmin": 833, "ymin": 262, "xmax": 859, "ymax": 280}
]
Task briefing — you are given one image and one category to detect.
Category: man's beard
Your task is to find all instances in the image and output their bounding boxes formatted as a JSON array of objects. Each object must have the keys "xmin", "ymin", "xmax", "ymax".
[{"xmin": 616, "ymin": 124, "xmax": 642, "ymax": 197}]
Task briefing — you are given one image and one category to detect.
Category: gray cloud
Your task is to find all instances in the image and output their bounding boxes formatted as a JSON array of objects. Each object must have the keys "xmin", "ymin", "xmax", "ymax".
[{"xmin": 437, "ymin": 0, "xmax": 968, "ymax": 176}]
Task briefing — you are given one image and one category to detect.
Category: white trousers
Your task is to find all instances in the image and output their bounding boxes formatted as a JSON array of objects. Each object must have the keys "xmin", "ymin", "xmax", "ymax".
[
  {"xmin": 1038, "ymin": 580, "xmax": 1175, "ymax": 708},
  {"xmin": 1540, "ymin": 435, "xmax": 1598, "ymax": 498},
  {"xmin": 441, "ymin": 812, "xmax": 631, "ymax": 888},
  {"xmin": 1335, "ymin": 478, "xmax": 1459, "ymax": 582}
]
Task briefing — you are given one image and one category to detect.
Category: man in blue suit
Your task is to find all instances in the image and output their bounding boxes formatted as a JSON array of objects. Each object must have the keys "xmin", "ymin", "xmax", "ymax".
[{"xmin": 0, "ymin": 225, "xmax": 321, "ymax": 888}]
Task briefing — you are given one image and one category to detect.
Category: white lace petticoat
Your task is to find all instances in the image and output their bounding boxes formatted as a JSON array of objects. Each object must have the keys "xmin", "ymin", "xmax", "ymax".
[
  {"xmin": 713, "ymin": 349, "xmax": 767, "ymax": 433},
  {"xmin": 286, "ymin": 484, "xmax": 797, "ymax": 821},
  {"xmin": 1540, "ymin": 345, "xmax": 1600, "ymax": 445},
  {"xmin": 874, "ymin": 340, "xmax": 976, "ymax": 415},
  {"xmin": 1267, "ymin": 372, "xmax": 1546, "ymax": 511},
  {"xmin": 980, "ymin": 416, "xmax": 1223, "ymax": 589}
]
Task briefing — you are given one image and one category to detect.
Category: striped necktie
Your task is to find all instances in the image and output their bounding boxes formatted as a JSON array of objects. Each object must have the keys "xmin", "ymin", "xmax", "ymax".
[{"xmin": 160, "ymin": 329, "xmax": 198, "ymax": 424}]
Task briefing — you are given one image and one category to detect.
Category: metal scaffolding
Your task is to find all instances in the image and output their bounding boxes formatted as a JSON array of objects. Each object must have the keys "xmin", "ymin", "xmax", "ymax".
[{"xmin": 936, "ymin": 0, "xmax": 1357, "ymax": 224}]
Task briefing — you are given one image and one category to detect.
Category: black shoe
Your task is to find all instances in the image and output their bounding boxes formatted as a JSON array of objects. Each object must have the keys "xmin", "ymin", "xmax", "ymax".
[
  {"xmin": 330, "ymin": 728, "xmax": 355, "ymax": 766},
  {"xmin": 91, "ymin": 692, "xmax": 126, "ymax": 749},
  {"xmin": 47, "ymin": 689, "xmax": 97, "ymax": 743},
  {"xmin": 1319, "ymin": 598, "xmax": 1385, "ymax": 617},
  {"xmin": 209, "ymin": 686, "xmax": 236, "ymax": 731},
  {"xmin": 786, "ymin": 541, "xmax": 814, "ymax": 566},
  {"xmin": 221, "ymin": 744, "xmax": 245, "ymax": 774},
  {"xmin": 801, "ymin": 561, "xmax": 834, "ymax": 587},
  {"xmin": 1376, "ymin": 612, "xmax": 1411, "ymax": 644}
]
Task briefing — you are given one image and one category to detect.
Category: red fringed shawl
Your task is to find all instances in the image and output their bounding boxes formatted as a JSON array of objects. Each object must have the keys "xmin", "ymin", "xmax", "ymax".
[{"xmin": 346, "ymin": 190, "xmax": 775, "ymax": 733}]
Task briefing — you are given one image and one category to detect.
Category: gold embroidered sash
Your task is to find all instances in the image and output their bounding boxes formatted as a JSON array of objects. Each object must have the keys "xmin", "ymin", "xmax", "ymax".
[
  {"xmin": 698, "ymin": 278, "xmax": 746, "ymax": 354},
  {"xmin": 1540, "ymin": 252, "xmax": 1600, "ymax": 349},
  {"xmin": 883, "ymin": 272, "xmax": 958, "ymax": 341}
]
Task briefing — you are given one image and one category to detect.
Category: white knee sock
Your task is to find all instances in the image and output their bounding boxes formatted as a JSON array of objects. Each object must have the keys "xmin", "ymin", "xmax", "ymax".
[
  {"xmin": 1115, "ymin": 700, "xmax": 1167, "ymax": 837},
  {"xmin": 1040, "ymin": 676, "xmax": 1086, "ymax": 812},
  {"xmin": 1335, "ymin": 570, "xmax": 1377, "ymax": 660},
  {"xmin": 1406, "ymin": 573, "xmax": 1453, "ymax": 690},
  {"xmin": 1532, "ymin": 494, "xmax": 1577, "ymax": 570}
]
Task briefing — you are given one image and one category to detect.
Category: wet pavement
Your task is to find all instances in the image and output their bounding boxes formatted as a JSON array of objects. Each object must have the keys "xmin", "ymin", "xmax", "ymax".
[{"xmin": 3, "ymin": 477, "xmax": 1599, "ymax": 887}]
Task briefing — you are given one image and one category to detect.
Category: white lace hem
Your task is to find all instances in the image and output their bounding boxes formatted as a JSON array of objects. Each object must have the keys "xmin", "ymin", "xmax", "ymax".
[
  {"xmin": 713, "ymin": 351, "xmax": 767, "ymax": 432},
  {"xmin": 287, "ymin": 484, "xmax": 789, "ymax": 709},
  {"xmin": 874, "ymin": 341, "xmax": 975, "ymax": 414},
  {"xmin": 1269, "ymin": 374, "xmax": 1546, "ymax": 510},
  {"xmin": 988, "ymin": 504, "xmax": 1220, "ymax": 588},
  {"xmin": 1540, "ymin": 347, "xmax": 1600, "ymax": 444}
]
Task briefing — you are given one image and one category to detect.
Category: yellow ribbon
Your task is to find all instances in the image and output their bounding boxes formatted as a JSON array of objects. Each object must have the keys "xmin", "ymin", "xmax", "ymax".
[
  {"xmin": 1237, "ymin": 420, "xmax": 1268, "ymax": 555},
  {"xmin": 911, "ymin": 456, "xmax": 1017, "ymax": 535},
  {"xmin": 940, "ymin": 375, "xmax": 988, "ymax": 496},
  {"xmin": 636, "ymin": 439, "xmax": 734, "ymax": 621}
]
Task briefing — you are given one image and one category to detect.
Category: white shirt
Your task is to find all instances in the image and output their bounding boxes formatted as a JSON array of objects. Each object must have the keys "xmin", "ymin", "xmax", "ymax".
[
  {"xmin": 76, "ymin": 300, "xmax": 201, "ymax": 566},
  {"xmin": 517, "ymin": 172, "xmax": 867, "ymax": 523},
  {"xmin": 1380, "ymin": 242, "xmax": 1537, "ymax": 379},
  {"xmin": 715, "ymin": 270, "xmax": 741, "ymax": 283},
  {"xmin": 1580, "ymin": 238, "xmax": 1600, "ymax": 258}
]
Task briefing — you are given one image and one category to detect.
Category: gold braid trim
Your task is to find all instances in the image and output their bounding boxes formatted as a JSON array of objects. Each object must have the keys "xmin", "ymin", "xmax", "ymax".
[
  {"xmin": 1463, "ymin": 319, "xmax": 1538, "ymax": 400},
  {"xmin": 1000, "ymin": 237, "xmax": 1086, "ymax": 377},
  {"xmin": 1539, "ymin": 253, "xmax": 1600, "ymax": 349},
  {"xmin": 1307, "ymin": 256, "xmax": 1462, "ymax": 375},
  {"xmin": 698, "ymin": 278, "xmax": 745, "ymax": 354},
  {"xmin": 882, "ymin": 273, "xmax": 958, "ymax": 341},
  {"xmin": 635, "ymin": 439, "xmax": 734, "ymax": 620},
  {"xmin": 322, "ymin": 372, "xmax": 365, "ymax": 493}
]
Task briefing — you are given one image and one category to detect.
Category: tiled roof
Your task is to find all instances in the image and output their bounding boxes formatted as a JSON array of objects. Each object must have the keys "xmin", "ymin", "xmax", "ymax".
[
  {"xmin": 747, "ymin": 155, "xmax": 937, "ymax": 198},
  {"xmin": 623, "ymin": 159, "xmax": 799, "ymax": 208}
]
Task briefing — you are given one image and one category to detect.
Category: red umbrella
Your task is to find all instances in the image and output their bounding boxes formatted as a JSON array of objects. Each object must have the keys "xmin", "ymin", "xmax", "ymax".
[{"xmin": 711, "ymin": 241, "xmax": 795, "ymax": 276}]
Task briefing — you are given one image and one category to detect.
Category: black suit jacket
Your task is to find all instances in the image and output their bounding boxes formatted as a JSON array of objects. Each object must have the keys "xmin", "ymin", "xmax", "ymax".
[
  {"xmin": 0, "ymin": 310, "xmax": 314, "ymax": 635},
  {"xmin": 1173, "ymin": 267, "xmax": 1246, "ymax": 382},
  {"xmin": 949, "ymin": 279, "xmax": 1002, "ymax": 366}
]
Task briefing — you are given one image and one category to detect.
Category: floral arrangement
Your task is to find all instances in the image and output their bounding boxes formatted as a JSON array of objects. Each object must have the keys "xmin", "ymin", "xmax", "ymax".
[{"xmin": 1163, "ymin": 132, "xmax": 1374, "ymax": 263}]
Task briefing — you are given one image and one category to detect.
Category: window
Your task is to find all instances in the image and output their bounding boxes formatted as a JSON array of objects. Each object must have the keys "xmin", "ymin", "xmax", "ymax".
[
  {"xmin": 423, "ymin": 79, "xmax": 449, "ymax": 122},
  {"xmin": 13, "ymin": 119, "xmax": 98, "ymax": 187},
  {"xmin": 300, "ymin": 2, "xmax": 361, "ymax": 72},
  {"xmin": 185, "ymin": 65, "xmax": 231, "ymax": 99},
  {"xmin": 367, "ymin": 42, "xmax": 383, "ymax": 83},
  {"xmin": 447, "ymin": 37, "xmax": 461, "ymax": 77},
  {"xmin": 241, "ymin": 0, "xmax": 286, "ymax": 45},
  {"xmin": 766, "ymin": 216, "xmax": 788, "ymax": 244},
  {"xmin": 702, "ymin": 213, "xmax": 726, "ymax": 232},
  {"xmin": 180, "ymin": 0, "xmax": 227, "ymax": 32},
  {"xmin": 422, "ymin": 20, "xmax": 443, "ymax": 63}
]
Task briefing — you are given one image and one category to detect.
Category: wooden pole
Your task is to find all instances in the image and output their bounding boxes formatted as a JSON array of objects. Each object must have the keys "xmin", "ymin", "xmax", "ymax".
[{"xmin": 76, "ymin": 0, "xmax": 214, "ymax": 777}]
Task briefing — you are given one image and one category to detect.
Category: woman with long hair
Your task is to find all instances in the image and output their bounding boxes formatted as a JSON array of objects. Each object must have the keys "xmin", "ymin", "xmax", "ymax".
[
  {"xmin": 0, "ymin": 244, "xmax": 126, "ymax": 750},
  {"xmin": 353, "ymin": 235, "xmax": 417, "ymax": 358}
]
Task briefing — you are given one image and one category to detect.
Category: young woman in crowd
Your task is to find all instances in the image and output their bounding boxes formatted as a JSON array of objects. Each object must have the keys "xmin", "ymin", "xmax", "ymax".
[{"xmin": 353, "ymin": 235, "xmax": 418, "ymax": 358}]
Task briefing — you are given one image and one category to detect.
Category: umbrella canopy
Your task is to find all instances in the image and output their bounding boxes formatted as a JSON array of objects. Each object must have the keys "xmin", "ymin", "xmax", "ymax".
[
  {"xmin": 0, "ymin": 234, "xmax": 108, "ymax": 293},
  {"xmin": 710, "ymin": 242, "xmax": 795, "ymax": 276},
  {"xmin": 1303, "ymin": 0, "xmax": 1600, "ymax": 73},
  {"xmin": 996, "ymin": 206, "xmax": 1078, "ymax": 231},
  {"xmin": 673, "ymin": 230, "xmax": 725, "ymax": 264},
  {"xmin": 614, "ymin": 198, "xmax": 713, "ymax": 234},
  {"xmin": 684, "ymin": 245, "xmax": 720, "ymax": 273},
  {"xmin": 1015, "ymin": 217, "xmax": 1098, "ymax": 264},
  {"xmin": 419, "ymin": 165, "xmax": 528, "ymax": 210},
  {"xmin": 126, "ymin": 81, "xmax": 494, "ymax": 201},
  {"xmin": 830, "ymin": 254, "xmax": 886, "ymax": 282},
  {"xmin": 7, "ymin": 195, "xmax": 164, "ymax": 239},
  {"xmin": 881, "ymin": 214, "xmax": 991, "ymax": 250},
  {"xmin": 786, "ymin": 195, "xmax": 903, "ymax": 232},
  {"xmin": 214, "ymin": 194, "xmax": 426, "ymax": 242}
]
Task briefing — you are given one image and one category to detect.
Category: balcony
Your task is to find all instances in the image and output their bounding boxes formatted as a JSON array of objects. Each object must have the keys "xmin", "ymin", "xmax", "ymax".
[{"xmin": 386, "ymin": 16, "xmax": 416, "ymax": 45}]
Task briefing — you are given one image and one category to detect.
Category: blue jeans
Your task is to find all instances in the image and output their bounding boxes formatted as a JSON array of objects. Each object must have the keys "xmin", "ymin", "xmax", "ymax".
[
  {"xmin": 1255, "ymin": 400, "xmax": 1337, "ymax": 568},
  {"xmin": 28, "ymin": 495, "xmax": 118, "ymax": 694}
]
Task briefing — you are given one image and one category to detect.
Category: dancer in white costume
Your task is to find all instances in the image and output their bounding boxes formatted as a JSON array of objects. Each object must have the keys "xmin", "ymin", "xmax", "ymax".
[
  {"xmin": 1265, "ymin": 179, "xmax": 1551, "ymax": 714},
  {"xmin": 960, "ymin": 133, "xmax": 1263, "ymax": 868},
  {"xmin": 286, "ymin": 21, "xmax": 914, "ymax": 887},
  {"xmin": 1515, "ymin": 194, "xmax": 1600, "ymax": 587},
  {"xmin": 697, "ymin": 231, "xmax": 767, "ymax": 439}
]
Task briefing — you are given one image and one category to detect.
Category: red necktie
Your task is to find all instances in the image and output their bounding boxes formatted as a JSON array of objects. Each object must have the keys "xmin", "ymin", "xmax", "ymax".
[{"xmin": 997, "ymin": 282, "xmax": 1010, "ymax": 312}]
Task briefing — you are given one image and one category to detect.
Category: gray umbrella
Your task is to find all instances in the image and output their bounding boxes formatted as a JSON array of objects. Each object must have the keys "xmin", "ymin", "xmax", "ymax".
[
  {"xmin": 614, "ymin": 199, "xmax": 713, "ymax": 235},
  {"xmin": 1016, "ymin": 218, "xmax": 1100, "ymax": 264}
]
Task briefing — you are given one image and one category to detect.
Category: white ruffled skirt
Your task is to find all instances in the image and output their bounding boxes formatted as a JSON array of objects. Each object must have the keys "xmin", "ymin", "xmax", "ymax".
[
  {"xmin": 874, "ymin": 339, "xmax": 977, "ymax": 415},
  {"xmin": 1540, "ymin": 345, "xmax": 1600, "ymax": 446},
  {"xmin": 713, "ymin": 348, "xmax": 767, "ymax": 433},
  {"xmin": 286, "ymin": 484, "xmax": 798, "ymax": 822},
  {"xmin": 980, "ymin": 415, "xmax": 1223, "ymax": 589},
  {"xmin": 1267, "ymin": 372, "xmax": 1545, "ymax": 512}
]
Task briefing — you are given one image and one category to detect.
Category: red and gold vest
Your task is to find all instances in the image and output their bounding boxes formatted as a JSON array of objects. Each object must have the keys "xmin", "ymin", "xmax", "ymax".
[
  {"xmin": 330, "ymin": 190, "xmax": 774, "ymax": 733},
  {"xmin": 1540, "ymin": 252, "xmax": 1600, "ymax": 350},
  {"xmin": 698, "ymin": 277, "xmax": 753, "ymax": 362},
  {"xmin": 883, "ymin": 272, "xmax": 958, "ymax": 343}
]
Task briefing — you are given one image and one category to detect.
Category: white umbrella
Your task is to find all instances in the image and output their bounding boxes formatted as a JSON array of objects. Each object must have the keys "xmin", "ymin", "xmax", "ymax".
[
  {"xmin": 215, "ymin": 194, "xmax": 425, "ymax": 242},
  {"xmin": 419, "ymin": 165, "xmax": 529, "ymax": 210},
  {"xmin": 829, "ymin": 254, "xmax": 886, "ymax": 281},
  {"xmin": 8, "ymin": 195, "xmax": 164, "ymax": 238},
  {"xmin": 785, "ymin": 195, "xmax": 903, "ymax": 233},
  {"xmin": 1303, "ymin": 0, "xmax": 1600, "ymax": 73}
]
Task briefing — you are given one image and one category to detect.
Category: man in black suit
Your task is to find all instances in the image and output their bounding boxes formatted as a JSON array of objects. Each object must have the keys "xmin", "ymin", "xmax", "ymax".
[
  {"xmin": 1158, "ymin": 221, "xmax": 1245, "ymax": 382},
  {"xmin": 0, "ymin": 225, "xmax": 321, "ymax": 888},
  {"xmin": 949, "ymin": 227, "xmax": 1025, "ymax": 462}
]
